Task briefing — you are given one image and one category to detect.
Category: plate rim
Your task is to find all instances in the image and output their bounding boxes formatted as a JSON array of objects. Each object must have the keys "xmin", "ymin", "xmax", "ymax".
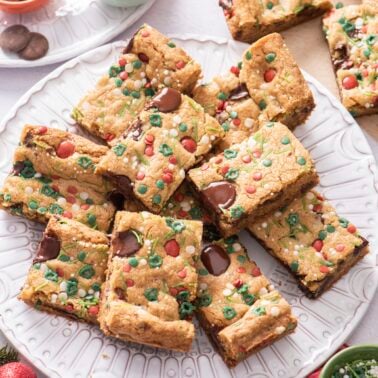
[
  {"xmin": 0, "ymin": 0, "xmax": 156, "ymax": 68},
  {"xmin": 0, "ymin": 34, "xmax": 377, "ymax": 378}
]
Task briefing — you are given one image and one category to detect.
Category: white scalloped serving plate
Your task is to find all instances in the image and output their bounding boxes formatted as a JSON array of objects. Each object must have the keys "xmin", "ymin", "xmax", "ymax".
[
  {"xmin": 0, "ymin": 0, "xmax": 155, "ymax": 68},
  {"xmin": 0, "ymin": 35, "xmax": 377, "ymax": 378}
]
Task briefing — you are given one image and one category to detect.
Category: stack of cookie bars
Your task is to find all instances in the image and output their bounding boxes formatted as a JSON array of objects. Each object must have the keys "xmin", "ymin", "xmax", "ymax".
[{"xmin": 0, "ymin": 24, "xmax": 369, "ymax": 368}]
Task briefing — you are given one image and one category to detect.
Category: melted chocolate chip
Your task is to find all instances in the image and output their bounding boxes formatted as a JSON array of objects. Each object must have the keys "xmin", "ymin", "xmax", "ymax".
[
  {"xmin": 106, "ymin": 174, "xmax": 133, "ymax": 199},
  {"xmin": 203, "ymin": 224, "xmax": 222, "ymax": 242},
  {"xmin": 138, "ymin": 53, "xmax": 149, "ymax": 63},
  {"xmin": 12, "ymin": 161, "xmax": 25, "ymax": 176},
  {"xmin": 333, "ymin": 44, "xmax": 352, "ymax": 71},
  {"xmin": 106, "ymin": 191, "xmax": 125, "ymax": 210},
  {"xmin": 115, "ymin": 287, "xmax": 125, "ymax": 300},
  {"xmin": 201, "ymin": 181, "xmax": 236, "ymax": 211},
  {"xmin": 229, "ymin": 83, "xmax": 249, "ymax": 101},
  {"xmin": 201, "ymin": 244, "xmax": 230, "ymax": 276},
  {"xmin": 34, "ymin": 234, "xmax": 61, "ymax": 263},
  {"xmin": 219, "ymin": 0, "xmax": 233, "ymax": 10},
  {"xmin": 112, "ymin": 230, "xmax": 141, "ymax": 258},
  {"xmin": 124, "ymin": 36, "xmax": 134, "ymax": 54},
  {"xmin": 148, "ymin": 88, "xmax": 182, "ymax": 113},
  {"xmin": 127, "ymin": 119, "xmax": 143, "ymax": 141},
  {"xmin": 23, "ymin": 130, "xmax": 34, "ymax": 147}
]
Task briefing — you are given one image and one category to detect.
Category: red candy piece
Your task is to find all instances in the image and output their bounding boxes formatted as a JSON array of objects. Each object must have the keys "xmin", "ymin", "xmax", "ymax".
[
  {"xmin": 66, "ymin": 196, "xmax": 76, "ymax": 204},
  {"xmin": 136, "ymin": 171, "xmax": 145, "ymax": 180},
  {"xmin": 126, "ymin": 279, "xmax": 135, "ymax": 287},
  {"xmin": 312, "ymin": 239, "xmax": 323, "ymax": 252},
  {"xmin": 251, "ymin": 267, "xmax": 261, "ymax": 277},
  {"xmin": 233, "ymin": 118, "xmax": 241, "ymax": 126},
  {"xmin": 215, "ymin": 157, "xmax": 223, "ymax": 164},
  {"xmin": 56, "ymin": 267, "xmax": 64, "ymax": 277},
  {"xmin": 181, "ymin": 137, "xmax": 197, "ymax": 153},
  {"xmin": 178, "ymin": 210, "xmax": 188, "ymax": 218},
  {"xmin": 164, "ymin": 239, "xmax": 180, "ymax": 257},
  {"xmin": 252, "ymin": 172, "xmax": 262, "ymax": 181},
  {"xmin": 237, "ymin": 267, "xmax": 246, "ymax": 273},
  {"xmin": 242, "ymin": 155, "xmax": 251, "ymax": 163},
  {"xmin": 313, "ymin": 204, "xmax": 322, "ymax": 213},
  {"xmin": 169, "ymin": 156, "xmax": 177, "ymax": 164},
  {"xmin": 163, "ymin": 172, "xmax": 174, "ymax": 184},
  {"xmin": 347, "ymin": 224, "xmax": 357, "ymax": 233},
  {"xmin": 63, "ymin": 210, "xmax": 73, "ymax": 219},
  {"xmin": 220, "ymin": 165, "xmax": 230, "ymax": 175},
  {"xmin": 178, "ymin": 269, "xmax": 187, "ymax": 278},
  {"xmin": 123, "ymin": 263, "xmax": 131, "ymax": 273},
  {"xmin": 336, "ymin": 244, "xmax": 345, "ymax": 252},
  {"xmin": 120, "ymin": 71, "xmax": 128, "ymax": 80},
  {"xmin": 169, "ymin": 287, "xmax": 178, "ymax": 296},
  {"xmin": 81, "ymin": 204, "xmax": 90, "ymax": 210},
  {"xmin": 67, "ymin": 185, "xmax": 78, "ymax": 194},
  {"xmin": 176, "ymin": 60, "xmax": 186, "ymax": 69},
  {"xmin": 145, "ymin": 134, "xmax": 154, "ymax": 144},
  {"xmin": 252, "ymin": 149, "xmax": 261, "ymax": 158},
  {"xmin": 246, "ymin": 185, "xmax": 256, "ymax": 194},
  {"xmin": 66, "ymin": 304, "xmax": 74, "ymax": 312},
  {"xmin": 88, "ymin": 305, "xmax": 99, "ymax": 316},
  {"xmin": 56, "ymin": 141, "xmax": 75, "ymax": 158},
  {"xmin": 145, "ymin": 145, "xmax": 154, "ymax": 156},
  {"xmin": 264, "ymin": 68, "xmax": 276, "ymax": 82},
  {"xmin": 319, "ymin": 266, "xmax": 329, "ymax": 273},
  {"xmin": 118, "ymin": 58, "xmax": 126, "ymax": 66},
  {"xmin": 141, "ymin": 30, "xmax": 150, "ymax": 37},
  {"xmin": 38, "ymin": 126, "xmax": 48, "ymax": 135},
  {"xmin": 230, "ymin": 66, "xmax": 240, "ymax": 76},
  {"xmin": 342, "ymin": 75, "xmax": 358, "ymax": 90},
  {"xmin": 233, "ymin": 278, "xmax": 243, "ymax": 288},
  {"xmin": 104, "ymin": 133, "xmax": 115, "ymax": 142},
  {"xmin": 174, "ymin": 192, "xmax": 184, "ymax": 202},
  {"xmin": 0, "ymin": 362, "xmax": 37, "ymax": 378}
]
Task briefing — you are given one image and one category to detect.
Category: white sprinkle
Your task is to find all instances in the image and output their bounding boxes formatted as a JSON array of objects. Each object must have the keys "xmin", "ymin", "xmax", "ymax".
[
  {"xmin": 112, "ymin": 88, "xmax": 122, "ymax": 96},
  {"xmin": 283, "ymin": 248, "xmax": 289, "ymax": 254},
  {"xmin": 80, "ymin": 192, "xmax": 89, "ymax": 200},
  {"xmin": 145, "ymin": 239, "xmax": 152, "ymax": 247},
  {"xmin": 199, "ymin": 283, "xmax": 208, "ymax": 290},
  {"xmin": 78, "ymin": 289, "xmax": 86, "ymax": 298},
  {"xmin": 59, "ymin": 281, "xmax": 67, "ymax": 292},
  {"xmin": 233, "ymin": 243, "xmax": 242, "ymax": 252},
  {"xmin": 199, "ymin": 135, "xmax": 210, "ymax": 145},
  {"xmin": 72, "ymin": 204, "xmax": 80, "ymax": 213},
  {"xmin": 123, "ymin": 157, "xmax": 129, "ymax": 164},
  {"xmin": 139, "ymin": 258, "xmax": 147, "ymax": 266},
  {"xmin": 339, "ymin": 368, "xmax": 345, "ymax": 374},
  {"xmin": 306, "ymin": 191, "xmax": 315, "ymax": 199},
  {"xmin": 58, "ymin": 292, "xmax": 67, "ymax": 302},
  {"xmin": 134, "ymin": 80, "xmax": 143, "ymax": 90},
  {"xmin": 164, "ymin": 77, "xmax": 172, "ymax": 86},
  {"xmin": 164, "ymin": 70, "xmax": 169, "ymax": 75},
  {"xmin": 25, "ymin": 186, "xmax": 33, "ymax": 195},
  {"xmin": 271, "ymin": 306, "xmax": 280, "ymax": 317},
  {"xmin": 179, "ymin": 169, "xmax": 185, "ymax": 178},
  {"xmin": 275, "ymin": 326, "xmax": 286, "ymax": 335},
  {"xmin": 173, "ymin": 115, "xmax": 182, "ymax": 124},
  {"xmin": 308, "ymin": 204, "xmax": 314, "ymax": 210},
  {"xmin": 181, "ymin": 201, "xmax": 191, "ymax": 211},
  {"xmin": 169, "ymin": 129, "xmax": 178, "ymax": 137},
  {"xmin": 223, "ymin": 289, "xmax": 232, "ymax": 296},
  {"xmin": 226, "ymin": 283, "xmax": 234, "ymax": 290},
  {"xmin": 274, "ymin": 211, "xmax": 282, "ymax": 217},
  {"xmin": 226, "ymin": 105, "xmax": 232, "ymax": 112},
  {"xmin": 259, "ymin": 287, "xmax": 268, "ymax": 296},
  {"xmin": 57, "ymin": 197, "xmax": 67, "ymax": 206},
  {"xmin": 186, "ymin": 245, "xmax": 195, "ymax": 254},
  {"xmin": 151, "ymin": 78, "xmax": 158, "ymax": 85},
  {"xmin": 210, "ymin": 135, "xmax": 216, "ymax": 141},
  {"xmin": 125, "ymin": 63, "xmax": 133, "ymax": 73},
  {"xmin": 262, "ymin": 222, "xmax": 268, "ymax": 228},
  {"xmin": 34, "ymin": 173, "xmax": 42, "ymax": 178},
  {"xmin": 95, "ymin": 291, "xmax": 100, "ymax": 299},
  {"xmin": 244, "ymin": 118, "xmax": 254, "ymax": 128},
  {"xmin": 88, "ymin": 289, "xmax": 94, "ymax": 295},
  {"xmin": 51, "ymin": 294, "xmax": 57, "ymax": 304}
]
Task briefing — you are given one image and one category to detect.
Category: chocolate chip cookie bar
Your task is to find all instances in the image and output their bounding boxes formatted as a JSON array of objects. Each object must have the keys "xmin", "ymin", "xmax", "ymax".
[
  {"xmin": 193, "ymin": 33, "xmax": 314, "ymax": 151},
  {"xmin": 0, "ymin": 125, "xmax": 115, "ymax": 231},
  {"xmin": 220, "ymin": 0, "xmax": 332, "ymax": 43},
  {"xmin": 99, "ymin": 211, "xmax": 202, "ymax": 352},
  {"xmin": 19, "ymin": 216, "xmax": 109, "ymax": 323},
  {"xmin": 188, "ymin": 121, "xmax": 319, "ymax": 237},
  {"xmin": 96, "ymin": 88, "xmax": 224, "ymax": 213},
  {"xmin": 323, "ymin": 2, "xmax": 378, "ymax": 116},
  {"xmin": 72, "ymin": 24, "xmax": 202, "ymax": 143},
  {"xmin": 196, "ymin": 236, "xmax": 297, "ymax": 367},
  {"xmin": 248, "ymin": 190, "xmax": 369, "ymax": 298}
]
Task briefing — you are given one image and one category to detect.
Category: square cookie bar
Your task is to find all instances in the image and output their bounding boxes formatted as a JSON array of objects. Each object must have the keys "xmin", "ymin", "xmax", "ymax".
[
  {"xmin": 99, "ymin": 211, "xmax": 202, "ymax": 352},
  {"xmin": 19, "ymin": 216, "xmax": 109, "ymax": 323},
  {"xmin": 72, "ymin": 24, "xmax": 202, "ymax": 143},
  {"xmin": 248, "ymin": 190, "xmax": 369, "ymax": 298},
  {"xmin": 188, "ymin": 121, "xmax": 319, "ymax": 237},
  {"xmin": 220, "ymin": 0, "xmax": 332, "ymax": 43},
  {"xmin": 196, "ymin": 236, "xmax": 297, "ymax": 367},
  {"xmin": 97, "ymin": 88, "xmax": 224, "ymax": 213},
  {"xmin": 0, "ymin": 125, "xmax": 115, "ymax": 232},
  {"xmin": 323, "ymin": 3, "xmax": 378, "ymax": 116},
  {"xmin": 193, "ymin": 33, "xmax": 314, "ymax": 151}
]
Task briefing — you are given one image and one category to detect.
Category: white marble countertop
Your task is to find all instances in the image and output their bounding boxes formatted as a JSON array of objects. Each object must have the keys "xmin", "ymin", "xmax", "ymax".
[{"xmin": 0, "ymin": 0, "xmax": 377, "ymax": 376}]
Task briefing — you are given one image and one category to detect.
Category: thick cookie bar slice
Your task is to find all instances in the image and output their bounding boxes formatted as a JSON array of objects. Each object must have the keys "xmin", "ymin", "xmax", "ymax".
[
  {"xmin": 97, "ymin": 88, "xmax": 224, "ymax": 213},
  {"xmin": 72, "ymin": 24, "xmax": 202, "ymax": 143},
  {"xmin": 0, "ymin": 125, "xmax": 115, "ymax": 231},
  {"xmin": 188, "ymin": 121, "xmax": 319, "ymax": 237},
  {"xmin": 19, "ymin": 217, "xmax": 109, "ymax": 323},
  {"xmin": 99, "ymin": 211, "xmax": 202, "ymax": 352},
  {"xmin": 196, "ymin": 236, "xmax": 297, "ymax": 367},
  {"xmin": 248, "ymin": 190, "xmax": 369, "ymax": 298},
  {"xmin": 193, "ymin": 33, "xmax": 314, "ymax": 151},
  {"xmin": 220, "ymin": 0, "xmax": 332, "ymax": 43},
  {"xmin": 323, "ymin": 3, "xmax": 378, "ymax": 116}
]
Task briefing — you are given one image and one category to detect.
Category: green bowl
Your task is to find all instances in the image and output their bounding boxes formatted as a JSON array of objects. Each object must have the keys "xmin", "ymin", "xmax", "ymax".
[{"xmin": 320, "ymin": 344, "xmax": 378, "ymax": 378}]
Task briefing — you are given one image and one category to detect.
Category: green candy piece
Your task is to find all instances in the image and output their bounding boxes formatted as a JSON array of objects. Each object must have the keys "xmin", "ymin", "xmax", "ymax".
[
  {"xmin": 92, "ymin": 283, "xmax": 101, "ymax": 292},
  {"xmin": 109, "ymin": 65, "xmax": 121, "ymax": 77},
  {"xmin": 176, "ymin": 290, "xmax": 189, "ymax": 301},
  {"xmin": 179, "ymin": 123, "xmax": 188, "ymax": 132},
  {"xmin": 189, "ymin": 207, "xmax": 202, "ymax": 220},
  {"xmin": 286, "ymin": 213, "xmax": 299, "ymax": 226},
  {"xmin": 225, "ymin": 236, "xmax": 237, "ymax": 245},
  {"xmin": 77, "ymin": 156, "xmax": 93, "ymax": 169},
  {"xmin": 58, "ymin": 254, "xmax": 70, "ymax": 262},
  {"xmin": 78, "ymin": 264, "xmax": 95, "ymax": 279},
  {"xmin": 259, "ymin": 99, "xmax": 267, "ymax": 110},
  {"xmin": 267, "ymin": 1, "xmax": 274, "ymax": 9},
  {"xmin": 366, "ymin": 35, "xmax": 376, "ymax": 46},
  {"xmin": 148, "ymin": 254, "xmax": 162, "ymax": 268},
  {"xmin": 237, "ymin": 255, "xmax": 246, "ymax": 264},
  {"xmin": 123, "ymin": 88, "xmax": 130, "ymax": 96},
  {"xmin": 48, "ymin": 204, "xmax": 63, "ymax": 215},
  {"xmin": 19, "ymin": 160, "xmax": 36, "ymax": 179},
  {"xmin": 131, "ymin": 91, "xmax": 140, "ymax": 99},
  {"xmin": 170, "ymin": 220, "xmax": 186, "ymax": 233},
  {"xmin": 364, "ymin": 49, "xmax": 371, "ymax": 58},
  {"xmin": 222, "ymin": 122, "xmax": 230, "ymax": 132},
  {"xmin": 263, "ymin": 159, "xmax": 272, "ymax": 167},
  {"xmin": 198, "ymin": 268, "xmax": 208, "ymax": 276},
  {"xmin": 66, "ymin": 279, "xmax": 78, "ymax": 297},
  {"xmin": 3, "ymin": 193, "xmax": 11, "ymax": 202},
  {"xmin": 243, "ymin": 293, "xmax": 255, "ymax": 306},
  {"xmin": 37, "ymin": 207, "xmax": 47, "ymax": 214},
  {"xmin": 179, "ymin": 301, "xmax": 195, "ymax": 319},
  {"xmin": 113, "ymin": 144, "xmax": 126, "ymax": 157},
  {"xmin": 237, "ymin": 284, "xmax": 249, "ymax": 294},
  {"xmin": 77, "ymin": 251, "xmax": 86, "ymax": 262},
  {"xmin": 230, "ymin": 111, "xmax": 238, "ymax": 119},
  {"xmin": 156, "ymin": 180, "xmax": 165, "ymax": 190},
  {"xmin": 245, "ymin": 50, "xmax": 252, "ymax": 60},
  {"xmin": 281, "ymin": 136, "xmax": 290, "ymax": 145},
  {"xmin": 327, "ymin": 225, "xmax": 336, "ymax": 233},
  {"xmin": 28, "ymin": 200, "xmax": 38, "ymax": 210},
  {"xmin": 137, "ymin": 184, "xmax": 148, "ymax": 194},
  {"xmin": 252, "ymin": 306, "xmax": 266, "ymax": 316},
  {"xmin": 144, "ymin": 288, "xmax": 158, "ymax": 301},
  {"xmin": 33, "ymin": 263, "xmax": 41, "ymax": 270},
  {"xmin": 114, "ymin": 78, "xmax": 123, "ymax": 88},
  {"xmin": 128, "ymin": 257, "xmax": 139, "ymax": 267},
  {"xmin": 87, "ymin": 213, "xmax": 97, "ymax": 227},
  {"xmin": 144, "ymin": 88, "xmax": 155, "ymax": 97},
  {"xmin": 265, "ymin": 52, "xmax": 276, "ymax": 63},
  {"xmin": 224, "ymin": 149, "xmax": 238, "ymax": 159},
  {"xmin": 318, "ymin": 230, "xmax": 327, "ymax": 240},
  {"xmin": 217, "ymin": 92, "xmax": 228, "ymax": 101},
  {"xmin": 223, "ymin": 306, "xmax": 237, "ymax": 320},
  {"xmin": 339, "ymin": 218, "xmax": 349, "ymax": 228},
  {"xmin": 335, "ymin": 2, "xmax": 343, "ymax": 9},
  {"xmin": 133, "ymin": 60, "xmax": 142, "ymax": 69},
  {"xmin": 40, "ymin": 184, "xmax": 59, "ymax": 198},
  {"xmin": 225, "ymin": 168, "xmax": 239, "ymax": 180},
  {"xmin": 167, "ymin": 41, "xmax": 176, "ymax": 48},
  {"xmin": 159, "ymin": 143, "xmax": 173, "ymax": 156},
  {"xmin": 152, "ymin": 194, "xmax": 161, "ymax": 205},
  {"xmin": 198, "ymin": 294, "xmax": 212, "ymax": 307},
  {"xmin": 45, "ymin": 268, "xmax": 58, "ymax": 282},
  {"xmin": 150, "ymin": 114, "xmax": 162, "ymax": 127},
  {"xmin": 297, "ymin": 156, "xmax": 306, "ymax": 166},
  {"xmin": 226, "ymin": 244, "xmax": 234, "ymax": 254},
  {"xmin": 230, "ymin": 205, "xmax": 244, "ymax": 219},
  {"xmin": 290, "ymin": 261, "xmax": 299, "ymax": 272}
]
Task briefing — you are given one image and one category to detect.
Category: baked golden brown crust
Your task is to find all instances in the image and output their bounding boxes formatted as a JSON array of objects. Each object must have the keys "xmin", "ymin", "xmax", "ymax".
[
  {"xmin": 221, "ymin": 0, "xmax": 332, "ymax": 43},
  {"xmin": 188, "ymin": 121, "xmax": 319, "ymax": 237},
  {"xmin": 0, "ymin": 125, "xmax": 115, "ymax": 231},
  {"xmin": 323, "ymin": 3, "xmax": 378, "ymax": 116},
  {"xmin": 72, "ymin": 24, "xmax": 202, "ymax": 143},
  {"xmin": 19, "ymin": 216, "xmax": 109, "ymax": 323},
  {"xmin": 98, "ymin": 211, "xmax": 203, "ymax": 352},
  {"xmin": 248, "ymin": 190, "xmax": 369, "ymax": 297}
]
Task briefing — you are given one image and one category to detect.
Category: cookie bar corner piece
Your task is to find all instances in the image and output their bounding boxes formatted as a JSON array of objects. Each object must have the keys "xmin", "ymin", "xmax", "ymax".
[
  {"xmin": 72, "ymin": 24, "xmax": 202, "ymax": 143},
  {"xmin": 96, "ymin": 88, "xmax": 224, "ymax": 213},
  {"xmin": 99, "ymin": 211, "xmax": 203, "ymax": 352},
  {"xmin": 239, "ymin": 32, "xmax": 315, "ymax": 128},
  {"xmin": 188, "ymin": 121, "xmax": 319, "ymax": 237},
  {"xmin": 248, "ymin": 190, "xmax": 369, "ymax": 298},
  {"xmin": 19, "ymin": 216, "xmax": 110, "ymax": 323},
  {"xmin": 323, "ymin": 3, "xmax": 378, "ymax": 116},
  {"xmin": 196, "ymin": 236, "xmax": 297, "ymax": 367},
  {"xmin": 220, "ymin": 0, "xmax": 332, "ymax": 43}
]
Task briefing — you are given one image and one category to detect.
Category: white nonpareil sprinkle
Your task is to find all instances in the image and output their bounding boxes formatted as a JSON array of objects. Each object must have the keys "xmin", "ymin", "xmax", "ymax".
[
  {"xmin": 34, "ymin": 173, "xmax": 42, "ymax": 178},
  {"xmin": 306, "ymin": 191, "xmax": 315, "ymax": 199},
  {"xmin": 275, "ymin": 326, "xmax": 286, "ymax": 335},
  {"xmin": 78, "ymin": 289, "xmax": 86, "ymax": 298},
  {"xmin": 186, "ymin": 245, "xmax": 195, "ymax": 254},
  {"xmin": 112, "ymin": 88, "xmax": 122, "ymax": 96},
  {"xmin": 95, "ymin": 291, "xmax": 100, "ymax": 299},
  {"xmin": 25, "ymin": 186, "xmax": 33, "ymax": 195},
  {"xmin": 57, "ymin": 197, "xmax": 67, "ymax": 206},
  {"xmin": 199, "ymin": 283, "xmax": 208, "ymax": 290},
  {"xmin": 59, "ymin": 281, "xmax": 67, "ymax": 292},
  {"xmin": 51, "ymin": 294, "xmax": 57, "ymax": 304},
  {"xmin": 139, "ymin": 258, "xmax": 147, "ymax": 266},
  {"xmin": 262, "ymin": 222, "xmax": 268, "ymax": 228},
  {"xmin": 308, "ymin": 204, "xmax": 314, "ymax": 210},
  {"xmin": 270, "ymin": 306, "xmax": 280, "ymax": 317},
  {"xmin": 259, "ymin": 287, "xmax": 268, "ymax": 296},
  {"xmin": 339, "ymin": 368, "xmax": 345, "ymax": 374},
  {"xmin": 88, "ymin": 289, "xmax": 94, "ymax": 295},
  {"xmin": 274, "ymin": 211, "xmax": 282, "ymax": 217},
  {"xmin": 181, "ymin": 201, "xmax": 191, "ymax": 211},
  {"xmin": 80, "ymin": 192, "xmax": 89, "ymax": 200},
  {"xmin": 169, "ymin": 129, "xmax": 178, "ymax": 137},
  {"xmin": 199, "ymin": 135, "xmax": 210, "ymax": 145},
  {"xmin": 179, "ymin": 169, "xmax": 185, "ymax": 178},
  {"xmin": 125, "ymin": 63, "xmax": 133, "ymax": 73},
  {"xmin": 72, "ymin": 204, "xmax": 80, "ymax": 213},
  {"xmin": 226, "ymin": 283, "xmax": 234, "ymax": 290},
  {"xmin": 223, "ymin": 289, "xmax": 232, "ymax": 297},
  {"xmin": 58, "ymin": 292, "xmax": 67, "ymax": 302},
  {"xmin": 164, "ymin": 77, "xmax": 172, "ymax": 86},
  {"xmin": 134, "ymin": 80, "xmax": 143, "ymax": 90},
  {"xmin": 173, "ymin": 115, "xmax": 182, "ymax": 124},
  {"xmin": 233, "ymin": 243, "xmax": 242, "ymax": 252}
]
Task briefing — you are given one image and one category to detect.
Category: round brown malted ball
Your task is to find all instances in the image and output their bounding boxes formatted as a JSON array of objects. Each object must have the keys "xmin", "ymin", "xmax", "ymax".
[
  {"xmin": 0, "ymin": 24, "xmax": 32, "ymax": 53},
  {"xmin": 18, "ymin": 32, "xmax": 49, "ymax": 60}
]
